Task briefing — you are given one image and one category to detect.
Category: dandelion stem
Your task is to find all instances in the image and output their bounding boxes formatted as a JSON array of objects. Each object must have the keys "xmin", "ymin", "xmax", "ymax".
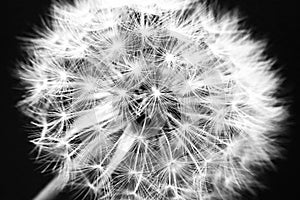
[
  {"xmin": 33, "ymin": 174, "xmax": 67, "ymax": 200},
  {"xmin": 94, "ymin": 124, "xmax": 137, "ymax": 187},
  {"xmin": 34, "ymin": 124, "xmax": 136, "ymax": 200}
]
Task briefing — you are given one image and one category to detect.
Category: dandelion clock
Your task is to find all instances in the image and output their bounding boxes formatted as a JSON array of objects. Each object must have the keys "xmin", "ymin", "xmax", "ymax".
[{"xmin": 17, "ymin": 0, "xmax": 287, "ymax": 199}]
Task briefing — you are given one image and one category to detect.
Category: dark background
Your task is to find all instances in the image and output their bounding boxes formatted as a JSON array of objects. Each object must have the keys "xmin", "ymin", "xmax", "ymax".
[{"xmin": 1, "ymin": 0, "xmax": 299, "ymax": 199}]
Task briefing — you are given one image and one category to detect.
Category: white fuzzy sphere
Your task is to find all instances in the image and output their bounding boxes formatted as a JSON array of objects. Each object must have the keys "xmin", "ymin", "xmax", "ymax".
[{"xmin": 18, "ymin": 0, "xmax": 286, "ymax": 199}]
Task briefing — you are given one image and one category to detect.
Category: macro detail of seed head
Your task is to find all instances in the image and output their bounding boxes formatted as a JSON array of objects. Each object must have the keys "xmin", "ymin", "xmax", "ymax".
[{"xmin": 17, "ymin": 0, "xmax": 287, "ymax": 200}]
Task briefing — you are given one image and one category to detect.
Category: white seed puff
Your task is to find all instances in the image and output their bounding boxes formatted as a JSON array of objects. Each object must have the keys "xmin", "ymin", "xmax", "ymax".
[{"xmin": 18, "ymin": 0, "xmax": 286, "ymax": 200}]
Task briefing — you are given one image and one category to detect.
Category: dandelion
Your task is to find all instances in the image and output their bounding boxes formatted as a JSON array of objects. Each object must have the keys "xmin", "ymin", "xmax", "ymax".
[{"xmin": 17, "ymin": 0, "xmax": 286, "ymax": 200}]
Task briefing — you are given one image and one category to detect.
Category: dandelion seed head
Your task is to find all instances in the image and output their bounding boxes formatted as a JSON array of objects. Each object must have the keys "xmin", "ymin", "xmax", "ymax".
[{"xmin": 17, "ymin": 0, "xmax": 287, "ymax": 199}]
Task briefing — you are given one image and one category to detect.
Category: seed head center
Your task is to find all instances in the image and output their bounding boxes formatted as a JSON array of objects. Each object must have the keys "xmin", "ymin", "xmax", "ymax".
[{"xmin": 151, "ymin": 86, "xmax": 161, "ymax": 98}]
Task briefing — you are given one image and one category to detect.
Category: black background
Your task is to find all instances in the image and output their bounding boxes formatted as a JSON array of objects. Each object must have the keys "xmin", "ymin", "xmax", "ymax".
[{"xmin": 1, "ymin": 0, "xmax": 299, "ymax": 199}]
